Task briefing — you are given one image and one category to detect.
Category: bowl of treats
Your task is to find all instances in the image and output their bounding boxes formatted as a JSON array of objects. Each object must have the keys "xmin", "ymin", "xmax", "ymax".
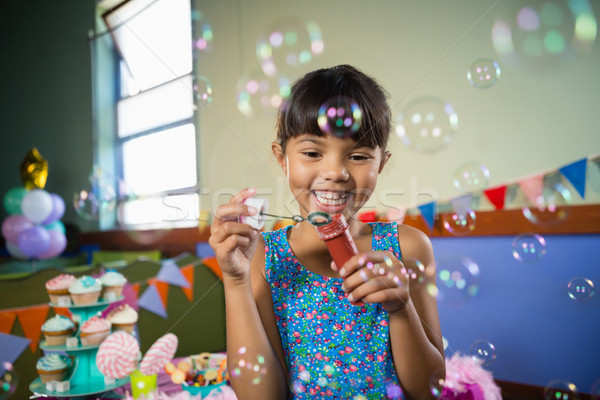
[{"xmin": 165, "ymin": 352, "xmax": 228, "ymax": 398}]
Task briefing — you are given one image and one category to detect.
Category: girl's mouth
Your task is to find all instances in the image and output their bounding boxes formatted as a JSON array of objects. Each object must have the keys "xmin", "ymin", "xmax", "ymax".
[{"xmin": 312, "ymin": 190, "xmax": 350, "ymax": 212}]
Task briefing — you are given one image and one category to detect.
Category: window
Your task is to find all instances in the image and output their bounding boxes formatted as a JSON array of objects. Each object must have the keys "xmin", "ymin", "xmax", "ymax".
[{"xmin": 94, "ymin": 0, "xmax": 198, "ymax": 230}]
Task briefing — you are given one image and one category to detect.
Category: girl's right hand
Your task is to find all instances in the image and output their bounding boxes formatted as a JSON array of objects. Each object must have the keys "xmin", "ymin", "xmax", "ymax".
[{"xmin": 208, "ymin": 188, "xmax": 261, "ymax": 282}]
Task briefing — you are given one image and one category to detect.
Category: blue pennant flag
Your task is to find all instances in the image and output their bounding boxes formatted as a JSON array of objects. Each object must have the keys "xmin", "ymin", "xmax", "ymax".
[
  {"xmin": 417, "ymin": 201, "xmax": 436, "ymax": 231},
  {"xmin": 558, "ymin": 158, "xmax": 587, "ymax": 198}
]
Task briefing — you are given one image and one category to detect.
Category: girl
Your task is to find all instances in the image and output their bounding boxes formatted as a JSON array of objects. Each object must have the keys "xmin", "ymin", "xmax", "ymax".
[{"xmin": 209, "ymin": 65, "xmax": 445, "ymax": 399}]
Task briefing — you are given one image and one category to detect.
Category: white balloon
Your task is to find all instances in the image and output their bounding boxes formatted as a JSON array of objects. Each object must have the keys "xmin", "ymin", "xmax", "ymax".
[
  {"xmin": 21, "ymin": 189, "xmax": 53, "ymax": 224},
  {"xmin": 6, "ymin": 241, "xmax": 28, "ymax": 260}
]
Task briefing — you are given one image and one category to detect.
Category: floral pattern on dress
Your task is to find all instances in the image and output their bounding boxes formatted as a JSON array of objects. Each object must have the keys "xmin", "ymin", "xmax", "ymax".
[{"xmin": 262, "ymin": 222, "xmax": 405, "ymax": 400}]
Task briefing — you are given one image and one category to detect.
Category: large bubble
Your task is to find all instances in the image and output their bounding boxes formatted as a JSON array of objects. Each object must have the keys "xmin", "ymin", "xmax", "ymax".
[
  {"xmin": 512, "ymin": 233, "xmax": 547, "ymax": 263},
  {"xmin": 317, "ymin": 96, "xmax": 362, "ymax": 139},
  {"xmin": 395, "ymin": 97, "xmax": 458, "ymax": 153},
  {"xmin": 442, "ymin": 208, "xmax": 476, "ymax": 236},
  {"xmin": 567, "ymin": 277, "xmax": 595, "ymax": 302},
  {"xmin": 0, "ymin": 362, "xmax": 17, "ymax": 399},
  {"xmin": 435, "ymin": 256, "xmax": 480, "ymax": 303},
  {"xmin": 73, "ymin": 166, "xmax": 117, "ymax": 221},
  {"xmin": 544, "ymin": 379, "xmax": 578, "ymax": 400},
  {"xmin": 469, "ymin": 340, "xmax": 497, "ymax": 366},
  {"xmin": 236, "ymin": 68, "xmax": 291, "ymax": 118},
  {"xmin": 522, "ymin": 182, "xmax": 572, "ymax": 226},
  {"xmin": 453, "ymin": 162, "xmax": 490, "ymax": 192}
]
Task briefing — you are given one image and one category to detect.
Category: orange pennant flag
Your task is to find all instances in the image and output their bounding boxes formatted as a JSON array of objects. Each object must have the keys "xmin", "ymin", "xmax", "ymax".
[
  {"xmin": 202, "ymin": 257, "xmax": 223, "ymax": 280},
  {"xmin": 181, "ymin": 264, "xmax": 195, "ymax": 302},
  {"xmin": 483, "ymin": 185, "xmax": 507, "ymax": 210},
  {"xmin": 0, "ymin": 311, "xmax": 17, "ymax": 334},
  {"xmin": 148, "ymin": 279, "xmax": 170, "ymax": 308},
  {"xmin": 17, "ymin": 304, "xmax": 49, "ymax": 352},
  {"xmin": 131, "ymin": 282, "xmax": 141, "ymax": 298},
  {"xmin": 53, "ymin": 307, "xmax": 72, "ymax": 319}
]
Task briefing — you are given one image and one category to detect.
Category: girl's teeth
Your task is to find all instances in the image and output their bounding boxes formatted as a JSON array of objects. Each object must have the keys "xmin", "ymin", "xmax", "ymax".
[{"xmin": 315, "ymin": 192, "xmax": 347, "ymax": 205}]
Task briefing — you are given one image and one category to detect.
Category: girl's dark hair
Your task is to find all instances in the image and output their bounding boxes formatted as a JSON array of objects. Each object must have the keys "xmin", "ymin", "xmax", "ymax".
[{"xmin": 276, "ymin": 64, "xmax": 392, "ymax": 153}]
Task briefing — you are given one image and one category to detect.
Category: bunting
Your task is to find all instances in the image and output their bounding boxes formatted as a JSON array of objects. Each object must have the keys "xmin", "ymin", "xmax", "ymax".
[
  {"xmin": 202, "ymin": 257, "xmax": 223, "ymax": 279},
  {"xmin": 518, "ymin": 174, "xmax": 544, "ymax": 205},
  {"xmin": 0, "ymin": 333, "xmax": 30, "ymax": 374},
  {"xmin": 17, "ymin": 304, "xmax": 49, "ymax": 352},
  {"xmin": 0, "ymin": 311, "xmax": 16, "ymax": 334},
  {"xmin": 483, "ymin": 186, "xmax": 507, "ymax": 210},
  {"xmin": 417, "ymin": 201, "xmax": 436, "ymax": 231},
  {"xmin": 138, "ymin": 283, "xmax": 167, "ymax": 319},
  {"xmin": 156, "ymin": 260, "xmax": 191, "ymax": 288},
  {"xmin": 181, "ymin": 264, "xmax": 195, "ymax": 302},
  {"xmin": 558, "ymin": 158, "xmax": 587, "ymax": 198}
]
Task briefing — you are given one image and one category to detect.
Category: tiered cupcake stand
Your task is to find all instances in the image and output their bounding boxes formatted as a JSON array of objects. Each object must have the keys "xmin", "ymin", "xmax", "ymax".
[{"xmin": 30, "ymin": 298, "xmax": 129, "ymax": 399}]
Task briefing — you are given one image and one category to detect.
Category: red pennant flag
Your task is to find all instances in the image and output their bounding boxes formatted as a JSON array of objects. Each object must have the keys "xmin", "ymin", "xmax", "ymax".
[
  {"xmin": 181, "ymin": 264, "xmax": 195, "ymax": 302},
  {"xmin": 147, "ymin": 279, "xmax": 170, "ymax": 308},
  {"xmin": 483, "ymin": 185, "xmax": 507, "ymax": 210},
  {"xmin": 17, "ymin": 304, "xmax": 49, "ymax": 352},
  {"xmin": 0, "ymin": 311, "xmax": 17, "ymax": 334},
  {"xmin": 202, "ymin": 257, "xmax": 223, "ymax": 280}
]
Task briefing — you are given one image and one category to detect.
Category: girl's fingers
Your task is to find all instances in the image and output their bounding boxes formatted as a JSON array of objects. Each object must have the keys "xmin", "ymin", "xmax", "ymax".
[
  {"xmin": 230, "ymin": 187, "xmax": 257, "ymax": 205},
  {"xmin": 210, "ymin": 220, "xmax": 256, "ymax": 244}
]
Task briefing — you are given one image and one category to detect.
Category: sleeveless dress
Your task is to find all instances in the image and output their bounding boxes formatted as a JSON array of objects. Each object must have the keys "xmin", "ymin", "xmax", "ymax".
[{"xmin": 262, "ymin": 222, "xmax": 405, "ymax": 400}]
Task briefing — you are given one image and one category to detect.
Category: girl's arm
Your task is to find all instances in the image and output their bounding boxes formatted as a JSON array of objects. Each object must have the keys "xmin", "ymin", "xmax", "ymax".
[{"xmin": 209, "ymin": 189, "xmax": 288, "ymax": 399}]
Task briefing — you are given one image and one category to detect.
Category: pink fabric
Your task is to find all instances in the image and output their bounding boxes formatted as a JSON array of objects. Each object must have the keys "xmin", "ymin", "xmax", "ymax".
[{"xmin": 440, "ymin": 353, "xmax": 502, "ymax": 400}]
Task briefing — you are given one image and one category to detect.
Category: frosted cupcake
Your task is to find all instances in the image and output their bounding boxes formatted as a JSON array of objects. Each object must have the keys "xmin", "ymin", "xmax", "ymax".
[
  {"xmin": 79, "ymin": 316, "xmax": 111, "ymax": 346},
  {"xmin": 99, "ymin": 271, "xmax": 127, "ymax": 301},
  {"xmin": 106, "ymin": 304, "xmax": 138, "ymax": 333},
  {"xmin": 42, "ymin": 315, "xmax": 75, "ymax": 346},
  {"xmin": 45, "ymin": 274, "xmax": 76, "ymax": 305},
  {"xmin": 68, "ymin": 276, "xmax": 101, "ymax": 305},
  {"xmin": 36, "ymin": 353, "xmax": 72, "ymax": 383}
]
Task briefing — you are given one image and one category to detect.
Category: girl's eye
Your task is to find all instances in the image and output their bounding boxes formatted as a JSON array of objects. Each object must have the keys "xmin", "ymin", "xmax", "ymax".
[
  {"xmin": 303, "ymin": 151, "xmax": 321, "ymax": 158},
  {"xmin": 349, "ymin": 154, "xmax": 370, "ymax": 161}
]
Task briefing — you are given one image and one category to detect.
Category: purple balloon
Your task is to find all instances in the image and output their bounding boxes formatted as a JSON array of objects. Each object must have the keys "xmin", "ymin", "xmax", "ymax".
[
  {"xmin": 2, "ymin": 215, "xmax": 34, "ymax": 244},
  {"xmin": 42, "ymin": 193, "xmax": 66, "ymax": 225},
  {"xmin": 38, "ymin": 230, "xmax": 67, "ymax": 260},
  {"xmin": 17, "ymin": 226, "xmax": 51, "ymax": 258}
]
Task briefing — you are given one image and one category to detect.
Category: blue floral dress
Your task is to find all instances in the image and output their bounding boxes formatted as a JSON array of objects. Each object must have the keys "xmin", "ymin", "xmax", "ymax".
[{"xmin": 262, "ymin": 222, "xmax": 405, "ymax": 400}]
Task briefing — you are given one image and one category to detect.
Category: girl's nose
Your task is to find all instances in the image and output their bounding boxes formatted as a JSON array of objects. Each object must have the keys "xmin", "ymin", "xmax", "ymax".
[{"xmin": 321, "ymin": 160, "xmax": 349, "ymax": 182}]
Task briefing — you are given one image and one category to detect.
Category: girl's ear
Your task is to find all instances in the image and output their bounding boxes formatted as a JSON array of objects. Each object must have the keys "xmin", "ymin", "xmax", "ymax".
[
  {"xmin": 271, "ymin": 141, "xmax": 287, "ymax": 174},
  {"xmin": 378, "ymin": 151, "xmax": 391, "ymax": 174}
]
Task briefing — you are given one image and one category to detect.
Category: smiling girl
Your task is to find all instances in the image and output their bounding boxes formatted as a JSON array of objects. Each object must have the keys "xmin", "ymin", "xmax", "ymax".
[{"xmin": 209, "ymin": 65, "xmax": 445, "ymax": 399}]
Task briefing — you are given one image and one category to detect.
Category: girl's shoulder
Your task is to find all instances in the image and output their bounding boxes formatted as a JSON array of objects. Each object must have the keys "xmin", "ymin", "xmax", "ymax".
[{"xmin": 395, "ymin": 223, "xmax": 434, "ymax": 262}]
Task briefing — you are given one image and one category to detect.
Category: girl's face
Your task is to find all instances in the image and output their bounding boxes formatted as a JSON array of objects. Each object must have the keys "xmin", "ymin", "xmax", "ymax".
[{"xmin": 272, "ymin": 133, "xmax": 390, "ymax": 220}]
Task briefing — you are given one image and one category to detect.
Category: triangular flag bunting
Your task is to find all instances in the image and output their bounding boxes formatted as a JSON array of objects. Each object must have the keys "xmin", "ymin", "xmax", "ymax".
[
  {"xmin": 483, "ymin": 185, "xmax": 507, "ymax": 210},
  {"xmin": 156, "ymin": 260, "xmax": 190, "ymax": 288},
  {"xmin": 147, "ymin": 279, "xmax": 170, "ymax": 308},
  {"xmin": 17, "ymin": 304, "xmax": 49, "ymax": 352},
  {"xmin": 181, "ymin": 264, "xmax": 195, "ymax": 302},
  {"xmin": 0, "ymin": 311, "xmax": 17, "ymax": 334},
  {"xmin": 558, "ymin": 158, "xmax": 587, "ymax": 198},
  {"xmin": 138, "ymin": 284, "xmax": 168, "ymax": 319},
  {"xmin": 123, "ymin": 283, "xmax": 140, "ymax": 311},
  {"xmin": 518, "ymin": 174, "xmax": 544, "ymax": 205},
  {"xmin": 202, "ymin": 257, "xmax": 223, "ymax": 279},
  {"xmin": 417, "ymin": 201, "xmax": 436, "ymax": 232},
  {"xmin": 196, "ymin": 242, "xmax": 215, "ymax": 259},
  {"xmin": 0, "ymin": 333, "xmax": 31, "ymax": 375},
  {"xmin": 53, "ymin": 307, "xmax": 72, "ymax": 319},
  {"xmin": 449, "ymin": 194, "xmax": 472, "ymax": 211}
]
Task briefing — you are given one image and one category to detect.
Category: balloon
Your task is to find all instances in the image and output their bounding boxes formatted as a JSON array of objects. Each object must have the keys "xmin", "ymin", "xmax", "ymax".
[
  {"xmin": 41, "ymin": 193, "xmax": 66, "ymax": 225},
  {"xmin": 21, "ymin": 189, "xmax": 53, "ymax": 224},
  {"xmin": 1, "ymin": 215, "xmax": 34, "ymax": 244},
  {"xmin": 3, "ymin": 187, "xmax": 27, "ymax": 215},
  {"xmin": 6, "ymin": 241, "xmax": 28, "ymax": 260},
  {"xmin": 44, "ymin": 220, "xmax": 66, "ymax": 235},
  {"xmin": 20, "ymin": 147, "xmax": 48, "ymax": 189},
  {"xmin": 17, "ymin": 226, "xmax": 51, "ymax": 258},
  {"xmin": 38, "ymin": 230, "xmax": 67, "ymax": 259}
]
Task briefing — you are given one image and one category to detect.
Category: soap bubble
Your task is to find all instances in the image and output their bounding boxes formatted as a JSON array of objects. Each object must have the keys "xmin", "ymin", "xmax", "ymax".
[
  {"xmin": 317, "ymin": 96, "xmax": 362, "ymax": 138},
  {"xmin": 467, "ymin": 58, "xmax": 501, "ymax": 88},
  {"xmin": 256, "ymin": 17, "xmax": 323, "ymax": 77},
  {"xmin": 386, "ymin": 383, "xmax": 403, "ymax": 399},
  {"xmin": 453, "ymin": 162, "xmax": 490, "ymax": 192},
  {"xmin": 230, "ymin": 347, "xmax": 267, "ymax": 385},
  {"xmin": 399, "ymin": 257, "xmax": 427, "ymax": 286},
  {"xmin": 236, "ymin": 68, "xmax": 292, "ymax": 118},
  {"xmin": 73, "ymin": 166, "xmax": 117, "ymax": 221},
  {"xmin": 0, "ymin": 362, "xmax": 17, "ymax": 399},
  {"xmin": 470, "ymin": 340, "xmax": 497, "ymax": 366},
  {"xmin": 395, "ymin": 97, "xmax": 458, "ymax": 153},
  {"xmin": 522, "ymin": 183, "xmax": 572, "ymax": 227},
  {"xmin": 567, "ymin": 277, "xmax": 595, "ymax": 302},
  {"xmin": 191, "ymin": 10, "xmax": 213, "ymax": 53},
  {"xmin": 442, "ymin": 208, "xmax": 476, "ymax": 236},
  {"xmin": 512, "ymin": 233, "xmax": 547, "ymax": 263},
  {"xmin": 435, "ymin": 256, "xmax": 480, "ymax": 303},
  {"xmin": 193, "ymin": 75, "xmax": 213, "ymax": 105},
  {"xmin": 544, "ymin": 379, "xmax": 578, "ymax": 400}
]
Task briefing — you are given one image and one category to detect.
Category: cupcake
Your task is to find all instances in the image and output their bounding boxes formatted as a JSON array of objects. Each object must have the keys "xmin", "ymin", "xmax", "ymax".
[
  {"xmin": 79, "ymin": 316, "xmax": 111, "ymax": 346},
  {"xmin": 68, "ymin": 276, "xmax": 102, "ymax": 305},
  {"xmin": 106, "ymin": 304, "xmax": 138, "ymax": 333},
  {"xmin": 42, "ymin": 315, "xmax": 75, "ymax": 346},
  {"xmin": 36, "ymin": 353, "xmax": 72, "ymax": 383},
  {"xmin": 45, "ymin": 274, "xmax": 76, "ymax": 305},
  {"xmin": 99, "ymin": 271, "xmax": 127, "ymax": 301}
]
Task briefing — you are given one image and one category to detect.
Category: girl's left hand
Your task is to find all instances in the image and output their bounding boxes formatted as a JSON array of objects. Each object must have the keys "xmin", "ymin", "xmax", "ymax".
[{"xmin": 335, "ymin": 251, "xmax": 410, "ymax": 314}]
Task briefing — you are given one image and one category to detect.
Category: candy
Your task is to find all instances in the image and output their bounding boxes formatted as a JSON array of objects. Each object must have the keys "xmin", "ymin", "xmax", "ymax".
[
  {"xmin": 139, "ymin": 333, "xmax": 178, "ymax": 375},
  {"xmin": 96, "ymin": 331, "xmax": 140, "ymax": 379}
]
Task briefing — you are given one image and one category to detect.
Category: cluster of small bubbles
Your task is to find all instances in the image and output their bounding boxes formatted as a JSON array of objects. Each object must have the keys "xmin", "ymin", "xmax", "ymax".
[
  {"xmin": 435, "ymin": 256, "xmax": 480, "ymax": 303},
  {"xmin": 522, "ymin": 183, "xmax": 572, "ymax": 226},
  {"xmin": 453, "ymin": 162, "xmax": 490, "ymax": 192},
  {"xmin": 317, "ymin": 96, "xmax": 363, "ymax": 138},
  {"xmin": 544, "ymin": 379, "xmax": 578, "ymax": 400},
  {"xmin": 398, "ymin": 257, "xmax": 426, "ymax": 286},
  {"xmin": 191, "ymin": 10, "xmax": 213, "ymax": 53},
  {"xmin": 230, "ymin": 347, "xmax": 267, "ymax": 385},
  {"xmin": 386, "ymin": 383, "xmax": 403, "ymax": 399},
  {"xmin": 0, "ymin": 362, "xmax": 17, "ymax": 399},
  {"xmin": 467, "ymin": 58, "xmax": 501, "ymax": 88},
  {"xmin": 442, "ymin": 208, "xmax": 476, "ymax": 236},
  {"xmin": 236, "ymin": 68, "xmax": 291, "ymax": 118},
  {"xmin": 469, "ymin": 340, "xmax": 497, "ymax": 366},
  {"xmin": 512, "ymin": 233, "xmax": 547, "ymax": 263},
  {"xmin": 193, "ymin": 75, "xmax": 213, "ymax": 105},
  {"xmin": 395, "ymin": 97, "xmax": 458, "ymax": 154},
  {"xmin": 256, "ymin": 17, "xmax": 323, "ymax": 77},
  {"xmin": 73, "ymin": 166, "xmax": 117, "ymax": 221},
  {"xmin": 429, "ymin": 374, "xmax": 447, "ymax": 399},
  {"xmin": 567, "ymin": 277, "xmax": 595, "ymax": 302},
  {"xmin": 352, "ymin": 396, "xmax": 367, "ymax": 400}
]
